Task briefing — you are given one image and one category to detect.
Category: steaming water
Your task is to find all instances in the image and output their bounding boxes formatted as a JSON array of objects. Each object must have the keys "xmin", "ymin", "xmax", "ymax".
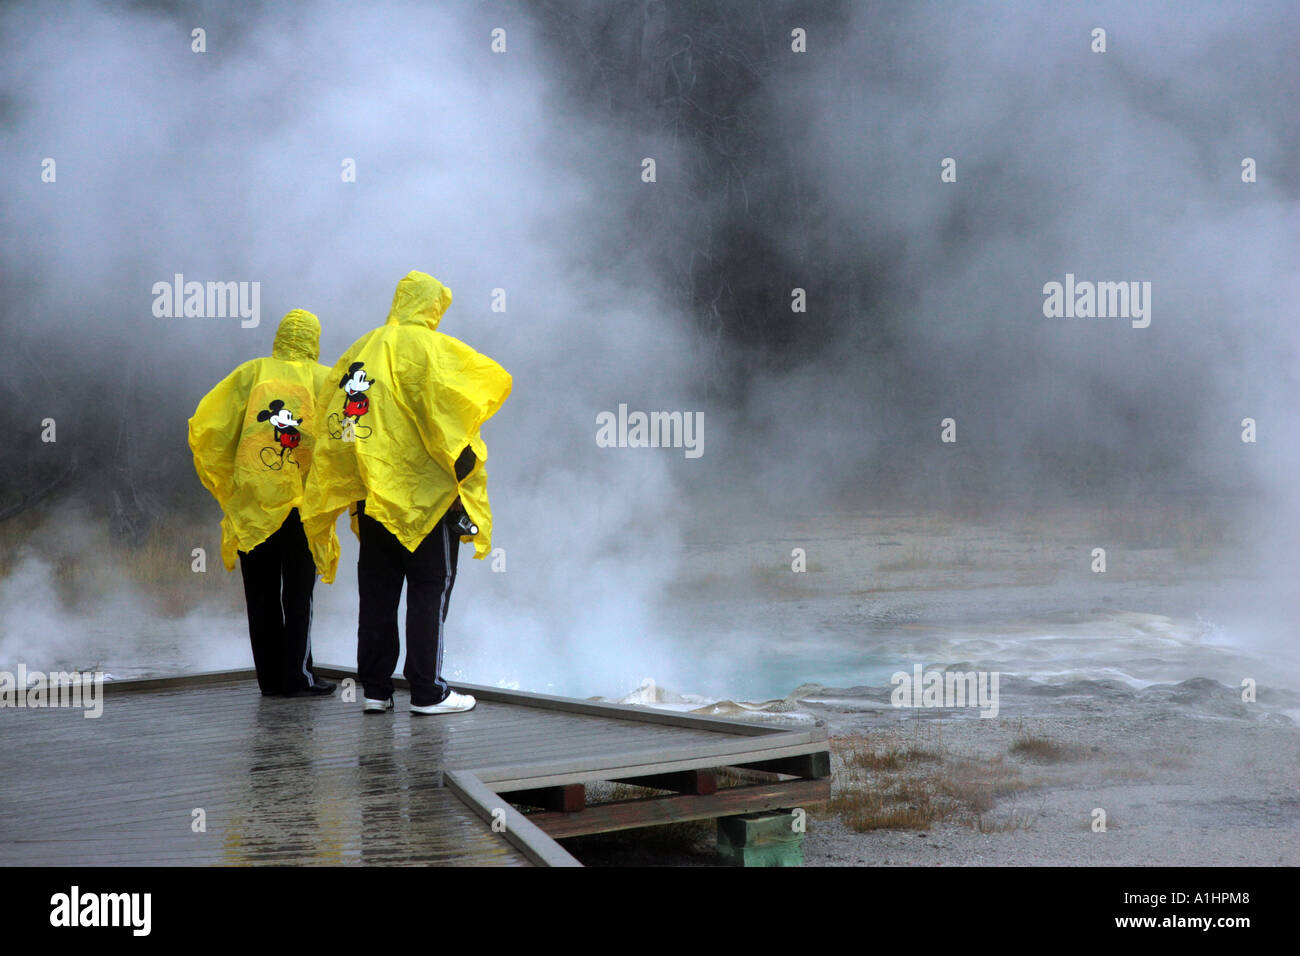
[
  {"xmin": 3, "ymin": 508, "xmax": 1294, "ymax": 721},
  {"xmin": 9, "ymin": 572, "xmax": 1296, "ymax": 725},
  {"xmin": 663, "ymin": 612, "xmax": 1297, "ymax": 701}
]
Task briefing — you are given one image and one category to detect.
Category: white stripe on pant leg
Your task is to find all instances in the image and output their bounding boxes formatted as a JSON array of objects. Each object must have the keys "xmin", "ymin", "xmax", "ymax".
[
  {"xmin": 436, "ymin": 521, "xmax": 451, "ymax": 697},
  {"xmin": 301, "ymin": 590, "xmax": 314, "ymax": 685}
]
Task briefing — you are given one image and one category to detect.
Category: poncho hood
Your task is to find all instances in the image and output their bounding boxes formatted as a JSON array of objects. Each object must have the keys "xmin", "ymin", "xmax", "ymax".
[
  {"xmin": 386, "ymin": 271, "xmax": 452, "ymax": 330},
  {"xmin": 272, "ymin": 308, "xmax": 321, "ymax": 362}
]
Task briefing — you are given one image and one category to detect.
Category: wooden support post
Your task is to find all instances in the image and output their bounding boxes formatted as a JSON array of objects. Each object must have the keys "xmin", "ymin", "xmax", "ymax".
[{"xmin": 717, "ymin": 811, "xmax": 806, "ymax": 867}]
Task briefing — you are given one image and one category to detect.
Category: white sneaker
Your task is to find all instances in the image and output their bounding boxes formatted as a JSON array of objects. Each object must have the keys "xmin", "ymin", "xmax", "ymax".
[
  {"xmin": 410, "ymin": 690, "xmax": 476, "ymax": 715},
  {"xmin": 363, "ymin": 697, "xmax": 394, "ymax": 713}
]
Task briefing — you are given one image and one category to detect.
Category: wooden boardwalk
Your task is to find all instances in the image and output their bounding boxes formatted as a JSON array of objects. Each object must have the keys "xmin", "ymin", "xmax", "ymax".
[{"xmin": 0, "ymin": 668, "xmax": 830, "ymax": 866}]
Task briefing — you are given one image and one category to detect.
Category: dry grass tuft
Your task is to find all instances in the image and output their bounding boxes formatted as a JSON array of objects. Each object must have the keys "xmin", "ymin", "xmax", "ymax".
[
  {"xmin": 839, "ymin": 744, "xmax": 942, "ymax": 772},
  {"xmin": 1009, "ymin": 734, "xmax": 1085, "ymax": 763},
  {"xmin": 825, "ymin": 734, "xmax": 1039, "ymax": 833}
]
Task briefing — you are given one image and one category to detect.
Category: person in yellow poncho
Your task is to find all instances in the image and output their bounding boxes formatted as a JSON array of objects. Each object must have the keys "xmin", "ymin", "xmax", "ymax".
[
  {"xmin": 188, "ymin": 308, "xmax": 339, "ymax": 698},
  {"xmin": 301, "ymin": 271, "xmax": 511, "ymax": 716}
]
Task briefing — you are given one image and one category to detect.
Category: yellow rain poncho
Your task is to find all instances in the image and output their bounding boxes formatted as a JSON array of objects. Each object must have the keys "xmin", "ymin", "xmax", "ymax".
[
  {"xmin": 188, "ymin": 309, "xmax": 337, "ymax": 571},
  {"xmin": 301, "ymin": 271, "xmax": 512, "ymax": 583}
]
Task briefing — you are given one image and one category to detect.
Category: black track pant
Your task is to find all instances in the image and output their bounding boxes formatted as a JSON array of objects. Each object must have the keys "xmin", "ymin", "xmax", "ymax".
[
  {"xmin": 237, "ymin": 508, "xmax": 319, "ymax": 695},
  {"xmin": 356, "ymin": 503, "xmax": 461, "ymax": 707}
]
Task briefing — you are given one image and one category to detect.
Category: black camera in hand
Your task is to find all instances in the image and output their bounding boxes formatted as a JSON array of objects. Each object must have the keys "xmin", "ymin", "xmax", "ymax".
[{"xmin": 453, "ymin": 511, "xmax": 478, "ymax": 536}]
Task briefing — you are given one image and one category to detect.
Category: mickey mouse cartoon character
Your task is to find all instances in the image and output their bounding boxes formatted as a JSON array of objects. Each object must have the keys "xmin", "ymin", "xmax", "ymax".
[
  {"xmin": 257, "ymin": 399, "xmax": 302, "ymax": 470},
  {"xmin": 328, "ymin": 361, "xmax": 374, "ymax": 440}
]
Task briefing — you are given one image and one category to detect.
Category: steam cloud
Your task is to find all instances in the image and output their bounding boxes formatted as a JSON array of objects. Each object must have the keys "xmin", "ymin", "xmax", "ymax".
[{"xmin": 1, "ymin": 0, "xmax": 1296, "ymax": 695}]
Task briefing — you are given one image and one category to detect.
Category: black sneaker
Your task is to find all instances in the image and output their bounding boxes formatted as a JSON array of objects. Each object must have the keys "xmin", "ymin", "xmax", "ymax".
[{"xmin": 283, "ymin": 679, "xmax": 336, "ymax": 698}]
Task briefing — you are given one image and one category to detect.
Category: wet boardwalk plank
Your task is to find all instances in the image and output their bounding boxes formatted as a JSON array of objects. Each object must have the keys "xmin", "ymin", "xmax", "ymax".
[{"xmin": 0, "ymin": 677, "xmax": 752, "ymax": 866}]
